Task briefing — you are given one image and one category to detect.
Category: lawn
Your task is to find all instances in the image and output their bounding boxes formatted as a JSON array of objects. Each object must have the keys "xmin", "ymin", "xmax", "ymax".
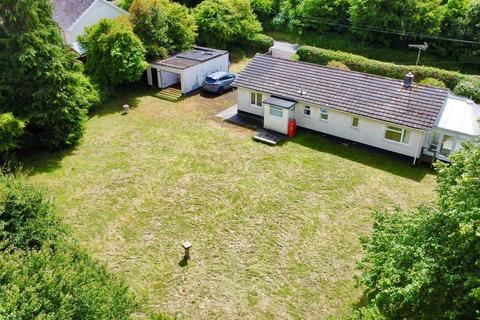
[{"xmin": 23, "ymin": 85, "xmax": 436, "ymax": 319}]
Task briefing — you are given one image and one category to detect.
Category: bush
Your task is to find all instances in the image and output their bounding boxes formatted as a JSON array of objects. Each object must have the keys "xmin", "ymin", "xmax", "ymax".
[
  {"xmin": 0, "ymin": 174, "xmax": 63, "ymax": 250},
  {"xmin": 419, "ymin": 77, "xmax": 446, "ymax": 88},
  {"xmin": 454, "ymin": 78, "xmax": 480, "ymax": 102},
  {"xmin": 358, "ymin": 140, "xmax": 480, "ymax": 319},
  {"xmin": 0, "ymin": 113, "xmax": 25, "ymax": 153},
  {"xmin": 194, "ymin": 0, "xmax": 262, "ymax": 49},
  {"xmin": 0, "ymin": 242, "xmax": 137, "ymax": 319},
  {"xmin": 79, "ymin": 18, "xmax": 148, "ymax": 89},
  {"xmin": 326, "ymin": 60, "xmax": 350, "ymax": 70},
  {"xmin": 297, "ymin": 46, "xmax": 480, "ymax": 102},
  {"xmin": 247, "ymin": 33, "xmax": 274, "ymax": 53}
]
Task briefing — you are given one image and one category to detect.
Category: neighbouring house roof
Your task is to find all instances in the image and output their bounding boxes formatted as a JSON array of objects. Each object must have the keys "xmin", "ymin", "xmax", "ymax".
[
  {"xmin": 52, "ymin": 0, "xmax": 96, "ymax": 30},
  {"xmin": 436, "ymin": 95, "xmax": 480, "ymax": 136},
  {"xmin": 233, "ymin": 54, "xmax": 450, "ymax": 131},
  {"xmin": 152, "ymin": 46, "xmax": 228, "ymax": 70}
]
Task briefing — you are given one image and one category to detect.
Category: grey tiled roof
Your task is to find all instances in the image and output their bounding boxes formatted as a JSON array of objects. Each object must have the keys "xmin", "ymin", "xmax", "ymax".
[
  {"xmin": 52, "ymin": 0, "xmax": 96, "ymax": 29},
  {"xmin": 233, "ymin": 55, "xmax": 449, "ymax": 130}
]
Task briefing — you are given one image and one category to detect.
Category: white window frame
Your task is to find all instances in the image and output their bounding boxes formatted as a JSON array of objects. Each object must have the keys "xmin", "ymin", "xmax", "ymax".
[
  {"xmin": 269, "ymin": 106, "xmax": 283, "ymax": 118},
  {"xmin": 351, "ymin": 116, "xmax": 359, "ymax": 128},
  {"xmin": 303, "ymin": 105, "xmax": 311, "ymax": 117},
  {"xmin": 384, "ymin": 125, "xmax": 411, "ymax": 144},
  {"xmin": 250, "ymin": 92, "xmax": 263, "ymax": 107},
  {"xmin": 320, "ymin": 108, "xmax": 329, "ymax": 121}
]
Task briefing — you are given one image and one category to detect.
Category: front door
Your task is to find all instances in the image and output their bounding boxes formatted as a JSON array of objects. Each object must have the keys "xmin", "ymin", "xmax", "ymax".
[{"xmin": 264, "ymin": 105, "xmax": 288, "ymax": 134}]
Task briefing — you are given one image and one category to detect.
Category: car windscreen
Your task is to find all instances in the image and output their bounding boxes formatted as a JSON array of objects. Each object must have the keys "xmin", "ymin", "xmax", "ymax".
[{"xmin": 205, "ymin": 76, "xmax": 217, "ymax": 83}]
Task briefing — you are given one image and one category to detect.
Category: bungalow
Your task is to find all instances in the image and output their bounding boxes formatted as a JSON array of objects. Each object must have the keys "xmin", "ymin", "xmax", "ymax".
[
  {"xmin": 52, "ymin": 0, "xmax": 128, "ymax": 45},
  {"xmin": 233, "ymin": 54, "xmax": 480, "ymax": 163}
]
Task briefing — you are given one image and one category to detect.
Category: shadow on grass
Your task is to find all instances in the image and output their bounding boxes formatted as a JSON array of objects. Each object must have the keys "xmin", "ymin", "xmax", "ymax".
[
  {"xmin": 91, "ymin": 83, "xmax": 148, "ymax": 118},
  {"xmin": 290, "ymin": 129, "xmax": 433, "ymax": 182},
  {"xmin": 18, "ymin": 146, "xmax": 76, "ymax": 177}
]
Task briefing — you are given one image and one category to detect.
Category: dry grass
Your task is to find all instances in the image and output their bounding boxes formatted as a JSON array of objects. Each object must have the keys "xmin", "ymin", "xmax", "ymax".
[{"xmin": 23, "ymin": 79, "xmax": 436, "ymax": 319}]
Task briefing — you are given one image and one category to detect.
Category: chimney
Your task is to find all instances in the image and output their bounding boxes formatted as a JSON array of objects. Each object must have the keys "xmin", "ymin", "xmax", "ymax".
[{"xmin": 403, "ymin": 72, "xmax": 414, "ymax": 88}]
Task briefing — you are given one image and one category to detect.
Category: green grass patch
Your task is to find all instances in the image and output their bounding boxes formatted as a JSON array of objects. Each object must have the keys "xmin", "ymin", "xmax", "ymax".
[{"xmin": 21, "ymin": 87, "xmax": 436, "ymax": 319}]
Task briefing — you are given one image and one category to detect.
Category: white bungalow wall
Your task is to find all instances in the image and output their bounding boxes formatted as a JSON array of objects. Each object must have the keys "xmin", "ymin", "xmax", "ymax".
[{"xmin": 237, "ymin": 88, "xmax": 426, "ymax": 158}]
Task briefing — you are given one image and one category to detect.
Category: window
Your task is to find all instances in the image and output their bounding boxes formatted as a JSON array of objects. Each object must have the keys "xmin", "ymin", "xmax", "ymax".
[
  {"xmin": 351, "ymin": 117, "xmax": 359, "ymax": 128},
  {"xmin": 320, "ymin": 108, "xmax": 328, "ymax": 121},
  {"xmin": 384, "ymin": 125, "xmax": 410, "ymax": 144},
  {"xmin": 269, "ymin": 106, "xmax": 283, "ymax": 117},
  {"xmin": 303, "ymin": 105, "xmax": 311, "ymax": 116},
  {"xmin": 250, "ymin": 92, "xmax": 263, "ymax": 107}
]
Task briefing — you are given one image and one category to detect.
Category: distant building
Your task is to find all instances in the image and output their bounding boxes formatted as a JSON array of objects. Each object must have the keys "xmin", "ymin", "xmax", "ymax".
[{"xmin": 51, "ymin": 0, "xmax": 128, "ymax": 44}]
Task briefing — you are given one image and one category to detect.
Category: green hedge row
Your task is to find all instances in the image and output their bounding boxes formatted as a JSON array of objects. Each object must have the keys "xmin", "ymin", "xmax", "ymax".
[
  {"xmin": 297, "ymin": 46, "xmax": 480, "ymax": 102},
  {"xmin": 247, "ymin": 33, "xmax": 274, "ymax": 54}
]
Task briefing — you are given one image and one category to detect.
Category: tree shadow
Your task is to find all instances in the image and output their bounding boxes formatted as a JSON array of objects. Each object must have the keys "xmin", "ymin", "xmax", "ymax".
[
  {"xmin": 17, "ymin": 146, "xmax": 77, "ymax": 177},
  {"xmin": 289, "ymin": 129, "xmax": 433, "ymax": 182},
  {"xmin": 90, "ymin": 83, "xmax": 148, "ymax": 118}
]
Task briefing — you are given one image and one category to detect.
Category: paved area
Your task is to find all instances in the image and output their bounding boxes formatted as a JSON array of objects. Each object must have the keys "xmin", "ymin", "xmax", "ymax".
[
  {"xmin": 216, "ymin": 105, "xmax": 263, "ymax": 129},
  {"xmin": 272, "ymin": 41, "xmax": 302, "ymax": 59}
]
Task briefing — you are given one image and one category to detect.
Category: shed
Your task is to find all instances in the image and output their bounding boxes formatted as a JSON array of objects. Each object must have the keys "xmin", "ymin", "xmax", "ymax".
[{"xmin": 147, "ymin": 46, "xmax": 229, "ymax": 95}]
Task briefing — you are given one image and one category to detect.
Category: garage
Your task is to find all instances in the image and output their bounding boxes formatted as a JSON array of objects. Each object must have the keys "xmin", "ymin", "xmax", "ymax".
[{"xmin": 147, "ymin": 46, "xmax": 229, "ymax": 95}]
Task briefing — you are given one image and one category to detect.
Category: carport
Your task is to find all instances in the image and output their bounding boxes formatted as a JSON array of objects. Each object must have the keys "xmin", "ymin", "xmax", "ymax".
[{"xmin": 147, "ymin": 46, "xmax": 229, "ymax": 95}]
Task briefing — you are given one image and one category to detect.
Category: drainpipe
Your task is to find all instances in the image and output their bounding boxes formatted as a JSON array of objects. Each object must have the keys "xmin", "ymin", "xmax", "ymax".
[{"xmin": 413, "ymin": 131, "xmax": 423, "ymax": 165}]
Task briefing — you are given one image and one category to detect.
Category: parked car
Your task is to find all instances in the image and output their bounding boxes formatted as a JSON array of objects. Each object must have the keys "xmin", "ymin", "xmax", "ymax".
[{"xmin": 202, "ymin": 71, "xmax": 237, "ymax": 94}]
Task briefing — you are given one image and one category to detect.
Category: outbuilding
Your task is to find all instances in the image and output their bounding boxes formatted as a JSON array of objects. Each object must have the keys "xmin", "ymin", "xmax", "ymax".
[{"xmin": 147, "ymin": 46, "xmax": 229, "ymax": 95}]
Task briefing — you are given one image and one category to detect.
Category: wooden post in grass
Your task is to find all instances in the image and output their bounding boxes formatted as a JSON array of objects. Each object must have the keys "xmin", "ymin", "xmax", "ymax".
[{"xmin": 182, "ymin": 241, "xmax": 192, "ymax": 260}]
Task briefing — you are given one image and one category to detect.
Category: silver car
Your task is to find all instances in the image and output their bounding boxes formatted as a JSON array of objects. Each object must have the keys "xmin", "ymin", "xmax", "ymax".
[{"xmin": 202, "ymin": 71, "xmax": 237, "ymax": 94}]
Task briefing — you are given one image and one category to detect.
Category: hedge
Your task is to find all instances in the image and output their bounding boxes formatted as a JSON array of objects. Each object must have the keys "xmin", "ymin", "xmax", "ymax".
[
  {"xmin": 297, "ymin": 46, "xmax": 480, "ymax": 102},
  {"xmin": 247, "ymin": 33, "xmax": 274, "ymax": 53}
]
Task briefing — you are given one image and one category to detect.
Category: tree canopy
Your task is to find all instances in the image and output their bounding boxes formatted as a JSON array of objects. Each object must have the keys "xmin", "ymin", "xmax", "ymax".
[
  {"xmin": 79, "ymin": 18, "xmax": 148, "ymax": 89},
  {"xmin": 129, "ymin": 0, "xmax": 197, "ymax": 60},
  {"xmin": 358, "ymin": 140, "xmax": 480, "ymax": 319},
  {"xmin": 194, "ymin": 0, "xmax": 262, "ymax": 48},
  {"xmin": 0, "ymin": 0, "xmax": 99, "ymax": 151}
]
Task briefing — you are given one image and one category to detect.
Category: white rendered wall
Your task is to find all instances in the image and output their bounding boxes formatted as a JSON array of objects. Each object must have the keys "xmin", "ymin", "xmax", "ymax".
[
  {"xmin": 181, "ymin": 54, "xmax": 229, "ymax": 93},
  {"xmin": 67, "ymin": 0, "xmax": 128, "ymax": 44},
  {"xmin": 236, "ymin": 88, "xmax": 270, "ymax": 117}
]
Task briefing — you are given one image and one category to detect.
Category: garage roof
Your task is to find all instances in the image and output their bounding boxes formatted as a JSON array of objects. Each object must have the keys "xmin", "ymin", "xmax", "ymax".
[
  {"xmin": 233, "ymin": 54, "xmax": 450, "ymax": 131},
  {"xmin": 153, "ymin": 46, "xmax": 228, "ymax": 70}
]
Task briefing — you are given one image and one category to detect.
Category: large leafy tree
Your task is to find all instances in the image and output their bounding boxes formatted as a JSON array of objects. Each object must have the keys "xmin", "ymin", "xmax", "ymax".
[
  {"xmin": 129, "ymin": 0, "xmax": 196, "ymax": 60},
  {"xmin": 194, "ymin": 0, "xmax": 262, "ymax": 48},
  {"xmin": 0, "ymin": 113, "xmax": 25, "ymax": 154},
  {"xmin": 358, "ymin": 140, "xmax": 480, "ymax": 319},
  {"xmin": 0, "ymin": 0, "xmax": 99, "ymax": 150},
  {"xmin": 348, "ymin": 0, "xmax": 444, "ymax": 46},
  {"xmin": 79, "ymin": 18, "xmax": 148, "ymax": 89},
  {"xmin": 298, "ymin": 0, "xmax": 350, "ymax": 33}
]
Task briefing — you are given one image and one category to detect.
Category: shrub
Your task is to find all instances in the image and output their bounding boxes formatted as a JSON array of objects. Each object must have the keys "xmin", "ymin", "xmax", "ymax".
[
  {"xmin": 194, "ymin": 0, "xmax": 262, "ymax": 49},
  {"xmin": 250, "ymin": 0, "xmax": 274, "ymax": 25},
  {"xmin": 0, "ymin": 174, "xmax": 63, "ymax": 250},
  {"xmin": 0, "ymin": 242, "xmax": 137, "ymax": 319},
  {"xmin": 419, "ymin": 77, "xmax": 446, "ymax": 88},
  {"xmin": 326, "ymin": 60, "xmax": 350, "ymax": 70},
  {"xmin": 0, "ymin": 113, "xmax": 25, "ymax": 153},
  {"xmin": 454, "ymin": 78, "xmax": 480, "ymax": 102},
  {"xmin": 79, "ymin": 18, "xmax": 148, "ymax": 89},
  {"xmin": 297, "ymin": 46, "xmax": 480, "ymax": 102},
  {"xmin": 247, "ymin": 33, "xmax": 274, "ymax": 53}
]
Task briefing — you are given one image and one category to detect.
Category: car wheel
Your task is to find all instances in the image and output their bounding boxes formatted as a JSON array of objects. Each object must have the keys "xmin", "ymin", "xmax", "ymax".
[{"xmin": 218, "ymin": 86, "xmax": 225, "ymax": 94}]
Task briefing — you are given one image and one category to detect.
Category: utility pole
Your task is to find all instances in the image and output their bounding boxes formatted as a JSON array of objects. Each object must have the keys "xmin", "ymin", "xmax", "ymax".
[{"xmin": 408, "ymin": 42, "xmax": 428, "ymax": 66}]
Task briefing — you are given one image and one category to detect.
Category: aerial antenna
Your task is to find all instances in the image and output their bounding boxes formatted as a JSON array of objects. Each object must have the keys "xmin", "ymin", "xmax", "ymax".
[{"xmin": 408, "ymin": 42, "xmax": 428, "ymax": 66}]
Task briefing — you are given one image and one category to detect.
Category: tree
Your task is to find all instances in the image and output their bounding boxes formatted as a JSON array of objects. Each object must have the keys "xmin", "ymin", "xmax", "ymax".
[
  {"xmin": 129, "ymin": 0, "xmax": 196, "ymax": 60},
  {"xmin": 250, "ymin": 0, "xmax": 274, "ymax": 25},
  {"xmin": 0, "ymin": 0, "xmax": 99, "ymax": 150},
  {"xmin": 0, "ymin": 113, "xmax": 25, "ymax": 153},
  {"xmin": 298, "ymin": 0, "xmax": 350, "ymax": 33},
  {"xmin": 358, "ymin": 140, "xmax": 480, "ymax": 319},
  {"xmin": 348, "ymin": 0, "xmax": 445, "ymax": 46},
  {"xmin": 79, "ymin": 18, "xmax": 148, "ymax": 88},
  {"xmin": 194, "ymin": 0, "xmax": 262, "ymax": 48}
]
